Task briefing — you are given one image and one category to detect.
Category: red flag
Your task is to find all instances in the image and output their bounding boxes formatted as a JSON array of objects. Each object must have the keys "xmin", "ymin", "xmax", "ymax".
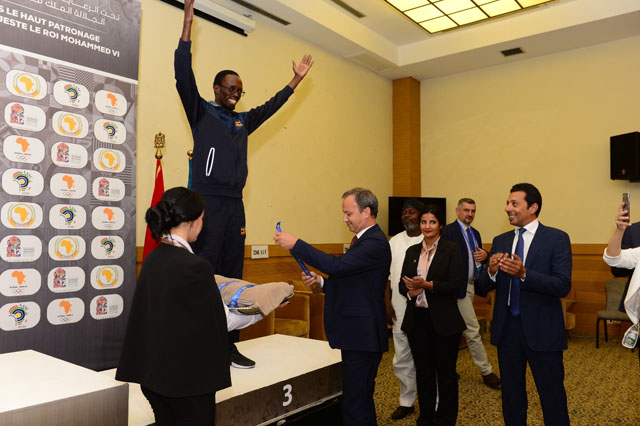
[{"xmin": 142, "ymin": 159, "xmax": 164, "ymax": 261}]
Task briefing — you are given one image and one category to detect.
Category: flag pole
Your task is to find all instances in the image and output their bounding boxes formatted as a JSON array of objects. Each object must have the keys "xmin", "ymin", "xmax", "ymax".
[{"xmin": 142, "ymin": 132, "xmax": 166, "ymax": 261}]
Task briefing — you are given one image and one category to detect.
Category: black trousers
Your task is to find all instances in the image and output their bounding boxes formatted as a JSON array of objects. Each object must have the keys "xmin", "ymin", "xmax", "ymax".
[
  {"xmin": 407, "ymin": 307, "xmax": 461, "ymax": 426},
  {"xmin": 141, "ymin": 386, "xmax": 216, "ymax": 426},
  {"xmin": 192, "ymin": 196, "xmax": 246, "ymax": 279},
  {"xmin": 341, "ymin": 349, "xmax": 383, "ymax": 426},
  {"xmin": 497, "ymin": 312, "xmax": 569, "ymax": 426},
  {"xmin": 192, "ymin": 196, "xmax": 246, "ymax": 346}
]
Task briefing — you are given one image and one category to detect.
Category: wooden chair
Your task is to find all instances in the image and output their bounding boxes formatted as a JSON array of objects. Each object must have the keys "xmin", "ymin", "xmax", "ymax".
[
  {"xmin": 289, "ymin": 279, "xmax": 327, "ymax": 341},
  {"xmin": 596, "ymin": 278, "xmax": 631, "ymax": 348},
  {"xmin": 239, "ymin": 283, "xmax": 311, "ymax": 340}
]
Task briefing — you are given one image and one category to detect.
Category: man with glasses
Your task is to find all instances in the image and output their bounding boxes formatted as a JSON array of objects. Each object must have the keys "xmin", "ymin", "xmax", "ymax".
[{"xmin": 175, "ymin": 0, "xmax": 314, "ymax": 368}]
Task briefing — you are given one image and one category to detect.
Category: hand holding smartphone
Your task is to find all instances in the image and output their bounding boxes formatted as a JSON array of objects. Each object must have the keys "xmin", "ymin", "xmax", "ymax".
[{"xmin": 623, "ymin": 192, "xmax": 631, "ymax": 223}]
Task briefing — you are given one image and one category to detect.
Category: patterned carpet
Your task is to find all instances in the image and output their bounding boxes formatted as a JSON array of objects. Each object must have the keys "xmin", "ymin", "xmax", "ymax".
[{"xmin": 373, "ymin": 333, "xmax": 640, "ymax": 426}]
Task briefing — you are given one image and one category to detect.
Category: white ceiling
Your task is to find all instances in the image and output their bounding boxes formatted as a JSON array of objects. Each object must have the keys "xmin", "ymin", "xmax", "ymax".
[{"xmin": 230, "ymin": 0, "xmax": 640, "ymax": 80}]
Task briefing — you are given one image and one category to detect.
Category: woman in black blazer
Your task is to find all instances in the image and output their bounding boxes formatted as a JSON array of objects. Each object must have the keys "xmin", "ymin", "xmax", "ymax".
[
  {"xmin": 399, "ymin": 204, "xmax": 466, "ymax": 426},
  {"xmin": 116, "ymin": 187, "xmax": 260, "ymax": 426}
]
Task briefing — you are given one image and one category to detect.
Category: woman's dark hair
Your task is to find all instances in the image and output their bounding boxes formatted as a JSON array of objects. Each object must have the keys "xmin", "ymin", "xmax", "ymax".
[
  {"xmin": 145, "ymin": 187, "xmax": 204, "ymax": 241},
  {"xmin": 420, "ymin": 204, "xmax": 445, "ymax": 229}
]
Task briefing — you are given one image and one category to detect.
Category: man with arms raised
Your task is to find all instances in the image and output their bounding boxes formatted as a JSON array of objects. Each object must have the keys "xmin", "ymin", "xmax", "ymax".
[
  {"xmin": 477, "ymin": 183, "xmax": 571, "ymax": 426},
  {"xmin": 175, "ymin": 0, "xmax": 313, "ymax": 368},
  {"xmin": 274, "ymin": 188, "xmax": 391, "ymax": 426}
]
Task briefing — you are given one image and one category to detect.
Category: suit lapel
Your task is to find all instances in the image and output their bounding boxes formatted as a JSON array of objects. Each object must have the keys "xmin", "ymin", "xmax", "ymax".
[
  {"xmin": 351, "ymin": 224, "xmax": 378, "ymax": 248},
  {"xmin": 524, "ymin": 223, "xmax": 545, "ymax": 268},
  {"xmin": 502, "ymin": 231, "xmax": 516, "ymax": 255},
  {"xmin": 426, "ymin": 241, "xmax": 448, "ymax": 282}
]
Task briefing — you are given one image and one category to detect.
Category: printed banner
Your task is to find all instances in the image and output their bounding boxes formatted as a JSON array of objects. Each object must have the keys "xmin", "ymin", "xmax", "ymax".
[{"xmin": 0, "ymin": 0, "xmax": 139, "ymax": 370}]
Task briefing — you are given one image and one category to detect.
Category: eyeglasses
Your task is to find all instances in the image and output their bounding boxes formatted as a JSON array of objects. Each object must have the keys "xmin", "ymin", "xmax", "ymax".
[{"xmin": 218, "ymin": 84, "xmax": 245, "ymax": 97}]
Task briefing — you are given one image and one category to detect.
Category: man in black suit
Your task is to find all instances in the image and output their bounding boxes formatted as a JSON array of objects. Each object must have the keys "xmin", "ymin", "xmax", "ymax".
[
  {"xmin": 477, "ymin": 183, "xmax": 571, "ymax": 426},
  {"xmin": 441, "ymin": 198, "xmax": 500, "ymax": 389},
  {"xmin": 274, "ymin": 188, "xmax": 391, "ymax": 426}
]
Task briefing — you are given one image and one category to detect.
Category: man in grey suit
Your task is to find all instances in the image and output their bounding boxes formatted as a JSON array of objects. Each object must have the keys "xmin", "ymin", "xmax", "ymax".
[{"xmin": 274, "ymin": 188, "xmax": 392, "ymax": 426}]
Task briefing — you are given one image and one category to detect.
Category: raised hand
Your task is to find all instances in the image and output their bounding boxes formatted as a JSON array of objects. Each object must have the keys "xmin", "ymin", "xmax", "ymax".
[
  {"xmin": 181, "ymin": 0, "xmax": 195, "ymax": 41},
  {"xmin": 288, "ymin": 54, "xmax": 314, "ymax": 90},
  {"xmin": 616, "ymin": 202, "xmax": 631, "ymax": 231},
  {"xmin": 292, "ymin": 54, "xmax": 314, "ymax": 79}
]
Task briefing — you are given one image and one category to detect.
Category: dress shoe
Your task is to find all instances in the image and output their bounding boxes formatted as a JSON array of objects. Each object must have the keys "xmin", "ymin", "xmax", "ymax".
[
  {"xmin": 391, "ymin": 405, "xmax": 414, "ymax": 420},
  {"xmin": 482, "ymin": 372, "xmax": 501, "ymax": 389}
]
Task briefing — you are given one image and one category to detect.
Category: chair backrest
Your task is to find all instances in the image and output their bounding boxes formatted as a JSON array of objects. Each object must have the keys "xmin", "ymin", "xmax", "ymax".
[{"xmin": 604, "ymin": 278, "xmax": 627, "ymax": 311}]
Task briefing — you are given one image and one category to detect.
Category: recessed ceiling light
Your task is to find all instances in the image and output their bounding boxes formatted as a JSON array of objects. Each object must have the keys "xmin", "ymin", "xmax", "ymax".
[{"xmin": 385, "ymin": 0, "xmax": 555, "ymax": 34}]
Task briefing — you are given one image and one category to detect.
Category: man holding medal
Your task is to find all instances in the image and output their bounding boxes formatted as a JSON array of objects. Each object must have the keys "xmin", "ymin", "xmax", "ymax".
[{"xmin": 442, "ymin": 198, "xmax": 501, "ymax": 389}]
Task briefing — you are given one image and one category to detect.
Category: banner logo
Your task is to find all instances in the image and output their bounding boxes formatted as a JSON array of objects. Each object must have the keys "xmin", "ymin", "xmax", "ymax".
[
  {"xmin": 50, "ymin": 142, "xmax": 88, "ymax": 168},
  {"xmin": 5, "ymin": 203, "xmax": 39, "ymax": 228},
  {"xmin": 52, "ymin": 111, "xmax": 88, "ymax": 138},
  {"xmin": 3, "ymin": 135, "xmax": 45, "ymax": 164},
  {"xmin": 64, "ymin": 84, "xmax": 79, "ymax": 103},
  {"xmin": 6, "ymin": 236, "xmax": 21, "ymax": 258},
  {"xmin": 7, "ymin": 70, "xmax": 46, "ymax": 100},
  {"xmin": 5, "ymin": 103, "xmax": 46, "ymax": 131},
  {"xmin": 0, "ymin": 235, "xmax": 42, "ymax": 262},
  {"xmin": 95, "ymin": 90, "xmax": 127, "ymax": 116},
  {"xmin": 10, "ymin": 103, "xmax": 24, "ymax": 125},
  {"xmin": 100, "ymin": 237, "xmax": 114, "ymax": 254},
  {"xmin": 56, "ymin": 142, "xmax": 69, "ymax": 163},
  {"xmin": 47, "ymin": 267, "xmax": 85, "ymax": 293},
  {"xmin": 53, "ymin": 268, "xmax": 66, "ymax": 288},
  {"xmin": 0, "ymin": 269, "xmax": 42, "ymax": 297},
  {"xmin": 9, "ymin": 305, "xmax": 27, "ymax": 325},
  {"xmin": 92, "ymin": 265, "xmax": 123, "ymax": 288},
  {"xmin": 94, "ymin": 148, "xmax": 125, "ymax": 172},
  {"xmin": 98, "ymin": 178, "xmax": 109, "ymax": 196},
  {"xmin": 50, "ymin": 236, "xmax": 85, "ymax": 261}
]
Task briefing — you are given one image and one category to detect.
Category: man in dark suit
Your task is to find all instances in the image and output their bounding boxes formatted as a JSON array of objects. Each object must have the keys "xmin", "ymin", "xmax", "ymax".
[
  {"xmin": 441, "ymin": 198, "xmax": 500, "ymax": 389},
  {"xmin": 274, "ymin": 188, "xmax": 391, "ymax": 426},
  {"xmin": 476, "ymin": 183, "xmax": 571, "ymax": 426}
]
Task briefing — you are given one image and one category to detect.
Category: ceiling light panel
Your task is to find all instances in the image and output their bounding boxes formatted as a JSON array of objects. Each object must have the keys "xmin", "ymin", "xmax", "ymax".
[
  {"xmin": 434, "ymin": 0, "xmax": 476, "ymax": 15},
  {"xmin": 385, "ymin": 0, "xmax": 555, "ymax": 33},
  {"xmin": 405, "ymin": 4, "xmax": 443, "ymax": 21},
  {"xmin": 480, "ymin": 0, "xmax": 520, "ymax": 17}
]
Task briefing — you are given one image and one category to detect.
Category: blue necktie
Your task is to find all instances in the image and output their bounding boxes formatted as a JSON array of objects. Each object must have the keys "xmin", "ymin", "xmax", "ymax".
[
  {"xmin": 466, "ymin": 227, "xmax": 479, "ymax": 278},
  {"xmin": 510, "ymin": 228, "xmax": 526, "ymax": 317}
]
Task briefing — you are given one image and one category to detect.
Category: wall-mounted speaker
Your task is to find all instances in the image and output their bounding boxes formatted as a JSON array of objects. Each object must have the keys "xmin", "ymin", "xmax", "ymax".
[{"xmin": 611, "ymin": 132, "xmax": 640, "ymax": 181}]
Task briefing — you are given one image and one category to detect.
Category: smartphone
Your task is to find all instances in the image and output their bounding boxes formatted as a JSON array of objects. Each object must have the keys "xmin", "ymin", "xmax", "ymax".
[{"xmin": 623, "ymin": 192, "xmax": 631, "ymax": 222}]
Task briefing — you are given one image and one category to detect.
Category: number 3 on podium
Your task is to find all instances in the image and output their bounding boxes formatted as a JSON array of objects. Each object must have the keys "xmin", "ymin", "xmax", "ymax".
[{"xmin": 282, "ymin": 384, "xmax": 292, "ymax": 406}]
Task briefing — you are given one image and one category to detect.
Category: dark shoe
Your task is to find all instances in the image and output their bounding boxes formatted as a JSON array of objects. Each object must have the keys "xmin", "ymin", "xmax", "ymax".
[
  {"xmin": 482, "ymin": 372, "xmax": 501, "ymax": 389},
  {"xmin": 230, "ymin": 344, "xmax": 255, "ymax": 369},
  {"xmin": 391, "ymin": 406, "xmax": 414, "ymax": 420}
]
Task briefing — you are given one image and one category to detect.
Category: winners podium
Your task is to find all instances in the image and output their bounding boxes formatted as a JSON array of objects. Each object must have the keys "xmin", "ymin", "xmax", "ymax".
[{"xmin": 0, "ymin": 335, "xmax": 342, "ymax": 425}]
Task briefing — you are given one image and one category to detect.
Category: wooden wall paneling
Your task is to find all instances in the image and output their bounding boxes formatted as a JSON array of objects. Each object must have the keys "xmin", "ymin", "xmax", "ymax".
[
  {"xmin": 136, "ymin": 243, "xmax": 625, "ymax": 337},
  {"xmin": 392, "ymin": 77, "xmax": 421, "ymax": 196}
]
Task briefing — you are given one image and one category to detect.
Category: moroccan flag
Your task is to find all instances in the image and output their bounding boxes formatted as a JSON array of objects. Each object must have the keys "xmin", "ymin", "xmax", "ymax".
[{"xmin": 142, "ymin": 159, "xmax": 164, "ymax": 261}]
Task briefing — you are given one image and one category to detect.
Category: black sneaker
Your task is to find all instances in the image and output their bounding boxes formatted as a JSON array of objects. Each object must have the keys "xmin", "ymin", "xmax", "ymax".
[{"xmin": 230, "ymin": 345, "xmax": 255, "ymax": 369}]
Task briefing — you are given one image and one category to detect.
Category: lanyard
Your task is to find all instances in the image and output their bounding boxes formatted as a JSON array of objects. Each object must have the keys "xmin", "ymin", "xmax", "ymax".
[
  {"xmin": 162, "ymin": 234, "xmax": 194, "ymax": 254},
  {"xmin": 457, "ymin": 222, "xmax": 482, "ymax": 272},
  {"xmin": 458, "ymin": 221, "xmax": 478, "ymax": 253}
]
